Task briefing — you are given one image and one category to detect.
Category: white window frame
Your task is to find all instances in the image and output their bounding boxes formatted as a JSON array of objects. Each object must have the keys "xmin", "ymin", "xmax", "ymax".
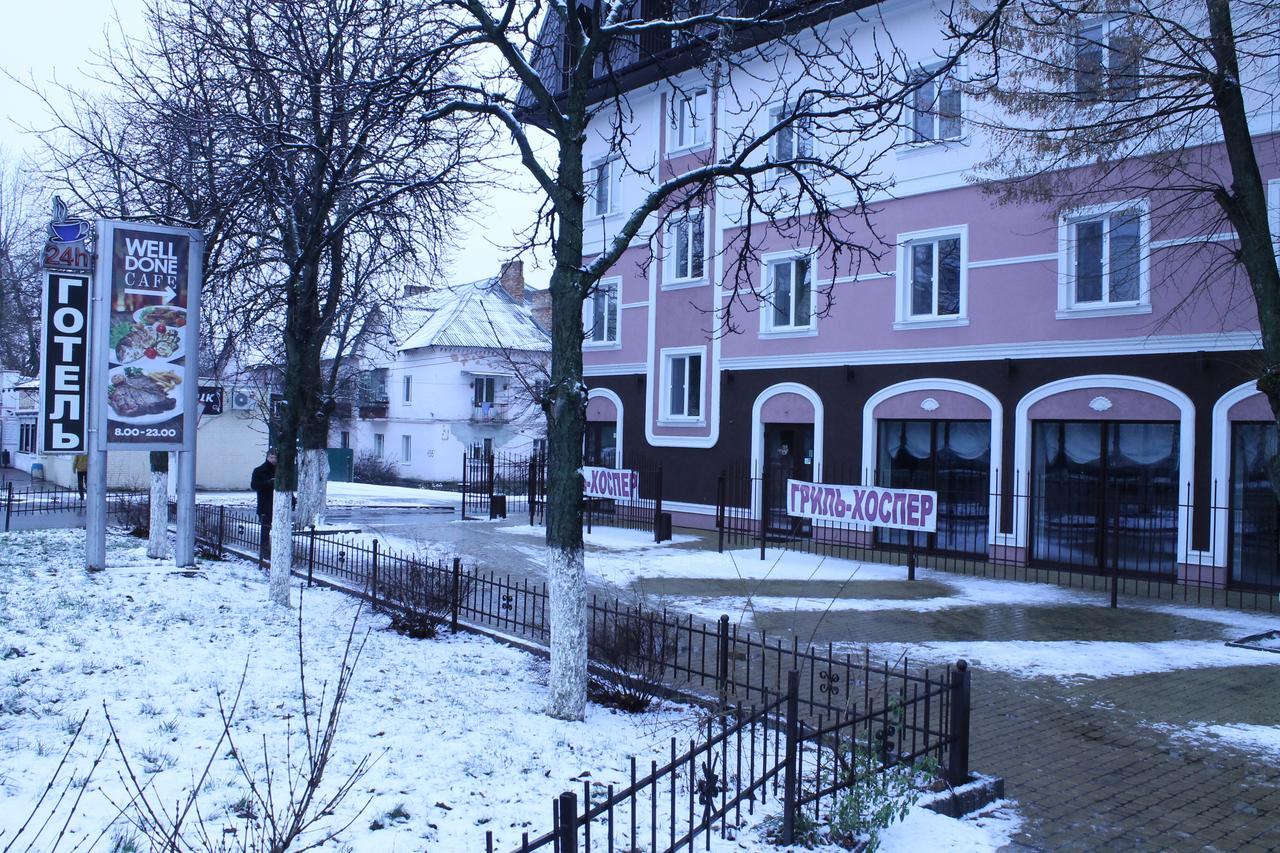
[
  {"xmin": 760, "ymin": 249, "xmax": 818, "ymax": 337},
  {"xmin": 669, "ymin": 87, "xmax": 709, "ymax": 154},
  {"xmin": 1056, "ymin": 200, "xmax": 1151, "ymax": 319},
  {"xmin": 473, "ymin": 375, "xmax": 497, "ymax": 405},
  {"xmin": 1074, "ymin": 16, "xmax": 1141, "ymax": 103},
  {"xmin": 400, "ymin": 434, "xmax": 412, "ymax": 463},
  {"xmin": 894, "ymin": 225, "xmax": 969, "ymax": 329},
  {"xmin": 660, "ymin": 346, "xmax": 706, "ymax": 423},
  {"xmin": 769, "ymin": 101, "xmax": 816, "ymax": 174},
  {"xmin": 583, "ymin": 277, "xmax": 621, "ymax": 347},
  {"xmin": 402, "ymin": 374, "xmax": 412, "ymax": 404},
  {"xmin": 373, "ymin": 432, "xmax": 385, "ymax": 458},
  {"xmin": 588, "ymin": 156, "xmax": 621, "ymax": 217},
  {"xmin": 906, "ymin": 65, "xmax": 963, "ymax": 144},
  {"xmin": 666, "ymin": 208, "xmax": 707, "ymax": 286}
]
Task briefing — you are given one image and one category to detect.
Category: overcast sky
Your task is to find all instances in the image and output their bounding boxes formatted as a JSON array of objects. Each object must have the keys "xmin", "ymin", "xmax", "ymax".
[{"xmin": 0, "ymin": 0, "xmax": 547, "ymax": 290}]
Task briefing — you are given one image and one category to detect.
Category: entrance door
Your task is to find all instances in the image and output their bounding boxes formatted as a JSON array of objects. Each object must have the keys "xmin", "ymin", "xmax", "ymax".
[
  {"xmin": 876, "ymin": 420, "xmax": 990, "ymax": 556},
  {"xmin": 585, "ymin": 421, "xmax": 617, "ymax": 468},
  {"xmin": 1031, "ymin": 421, "xmax": 1178, "ymax": 575},
  {"xmin": 763, "ymin": 423, "xmax": 814, "ymax": 537}
]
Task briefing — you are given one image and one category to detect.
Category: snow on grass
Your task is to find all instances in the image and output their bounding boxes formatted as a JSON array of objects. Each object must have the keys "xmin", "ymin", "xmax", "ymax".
[
  {"xmin": 852, "ymin": 639, "xmax": 1280, "ymax": 683},
  {"xmin": 0, "ymin": 529, "xmax": 701, "ymax": 850},
  {"xmin": 1166, "ymin": 722, "xmax": 1280, "ymax": 760},
  {"xmin": 878, "ymin": 800, "xmax": 1022, "ymax": 853},
  {"xmin": 197, "ymin": 480, "xmax": 459, "ymax": 508}
]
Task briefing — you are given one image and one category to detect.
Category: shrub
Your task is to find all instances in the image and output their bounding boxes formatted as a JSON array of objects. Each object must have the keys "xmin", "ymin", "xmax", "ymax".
[
  {"xmin": 378, "ymin": 558, "xmax": 465, "ymax": 639},
  {"xmin": 353, "ymin": 452, "xmax": 401, "ymax": 486},
  {"xmin": 587, "ymin": 605, "xmax": 677, "ymax": 713}
]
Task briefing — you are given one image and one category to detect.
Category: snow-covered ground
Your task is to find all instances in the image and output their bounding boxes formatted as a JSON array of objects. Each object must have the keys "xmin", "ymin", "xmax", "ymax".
[
  {"xmin": 1166, "ymin": 722, "xmax": 1280, "ymax": 761},
  {"xmin": 0, "ymin": 528, "xmax": 1019, "ymax": 851},
  {"xmin": 197, "ymin": 480, "xmax": 460, "ymax": 508}
]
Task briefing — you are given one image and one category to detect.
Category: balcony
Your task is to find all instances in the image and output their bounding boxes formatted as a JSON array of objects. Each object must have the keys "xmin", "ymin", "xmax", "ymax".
[{"xmin": 472, "ymin": 401, "xmax": 512, "ymax": 423}]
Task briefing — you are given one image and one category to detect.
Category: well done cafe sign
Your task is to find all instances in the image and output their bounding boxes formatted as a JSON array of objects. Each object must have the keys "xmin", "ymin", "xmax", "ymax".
[
  {"xmin": 787, "ymin": 480, "xmax": 938, "ymax": 533},
  {"xmin": 94, "ymin": 221, "xmax": 202, "ymax": 451}
]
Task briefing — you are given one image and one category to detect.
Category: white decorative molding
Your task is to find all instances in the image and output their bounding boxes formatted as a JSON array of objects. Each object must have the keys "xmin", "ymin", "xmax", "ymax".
[
  {"xmin": 586, "ymin": 387, "xmax": 625, "ymax": 468},
  {"xmin": 1089, "ymin": 396, "xmax": 1113, "ymax": 412},
  {"xmin": 919, "ymin": 397, "xmax": 940, "ymax": 412},
  {"xmin": 1209, "ymin": 381, "xmax": 1265, "ymax": 569},
  {"xmin": 750, "ymin": 383, "xmax": 826, "ymax": 516}
]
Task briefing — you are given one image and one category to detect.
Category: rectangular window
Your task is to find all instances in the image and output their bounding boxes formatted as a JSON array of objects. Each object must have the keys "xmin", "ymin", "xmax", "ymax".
[
  {"xmin": 910, "ymin": 68, "xmax": 962, "ymax": 142},
  {"xmin": 1075, "ymin": 18, "xmax": 1141, "ymax": 102},
  {"xmin": 373, "ymin": 433, "xmax": 385, "ymax": 458},
  {"xmin": 672, "ymin": 88, "xmax": 709, "ymax": 150},
  {"xmin": 665, "ymin": 351, "xmax": 703, "ymax": 419},
  {"xmin": 19, "ymin": 423, "xmax": 36, "ymax": 453},
  {"xmin": 533, "ymin": 438, "xmax": 547, "ymax": 459},
  {"xmin": 402, "ymin": 374, "xmax": 412, "ymax": 403},
  {"xmin": 401, "ymin": 434, "xmax": 412, "ymax": 463},
  {"xmin": 470, "ymin": 438, "xmax": 494, "ymax": 458},
  {"xmin": 584, "ymin": 280, "xmax": 619, "ymax": 344},
  {"xmin": 670, "ymin": 209, "xmax": 705, "ymax": 281},
  {"xmin": 765, "ymin": 256, "xmax": 813, "ymax": 331},
  {"xmin": 340, "ymin": 430, "xmax": 350, "ymax": 449},
  {"xmin": 589, "ymin": 157, "xmax": 620, "ymax": 216},
  {"xmin": 1068, "ymin": 207, "xmax": 1144, "ymax": 307},
  {"xmin": 908, "ymin": 237, "xmax": 962, "ymax": 318},
  {"xmin": 771, "ymin": 102, "xmax": 815, "ymax": 166},
  {"xmin": 473, "ymin": 376, "xmax": 497, "ymax": 406}
]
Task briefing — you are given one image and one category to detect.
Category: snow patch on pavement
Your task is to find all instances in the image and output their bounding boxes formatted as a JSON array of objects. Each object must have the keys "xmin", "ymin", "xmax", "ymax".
[{"xmin": 1168, "ymin": 722, "xmax": 1280, "ymax": 760}]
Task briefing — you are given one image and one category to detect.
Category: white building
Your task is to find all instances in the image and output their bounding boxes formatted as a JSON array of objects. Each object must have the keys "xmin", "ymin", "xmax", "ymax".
[{"xmin": 336, "ymin": 261, "xmax": 550, "ymax": 482}]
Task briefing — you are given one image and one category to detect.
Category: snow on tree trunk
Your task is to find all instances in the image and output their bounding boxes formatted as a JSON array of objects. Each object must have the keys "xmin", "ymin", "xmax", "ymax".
[
  {"xmin": 296, "ymin": 448, "xmax": 329, "ymax": 529},
  {"xmin": 546, "ymin": 546, "xmax": 588, "ymax": 720},
  {"xmin": 269, "ymin": 492, "xmax": 294, "ymax": 607},
  {"xmin": 146, "ymin": 470, "xmax": 169, "ymax": 559}
]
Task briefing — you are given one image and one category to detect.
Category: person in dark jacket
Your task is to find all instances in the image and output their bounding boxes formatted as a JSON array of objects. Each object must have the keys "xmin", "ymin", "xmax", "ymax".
[{"xmin": 250, "ymin": 450, "xmax": 277, "ymax": 559}]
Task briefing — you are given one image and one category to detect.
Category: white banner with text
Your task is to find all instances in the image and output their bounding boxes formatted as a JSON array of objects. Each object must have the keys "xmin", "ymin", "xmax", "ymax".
[
  {"xmin": 583, "ymin": 466, "xmax": 640, "ymax": 500},
  {"xmin": 786, "ymin": 480, "xmax": 938, "ymax": 533}
]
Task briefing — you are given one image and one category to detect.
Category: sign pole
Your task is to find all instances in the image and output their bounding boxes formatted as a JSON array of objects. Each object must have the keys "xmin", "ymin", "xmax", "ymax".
[
  {"xmin": 86, "ymin": 247, "xmax": 108, "ymax": 571},
  {"xmin": 175, "ymin": 449, "xmax": 196, "ymax": 566}
]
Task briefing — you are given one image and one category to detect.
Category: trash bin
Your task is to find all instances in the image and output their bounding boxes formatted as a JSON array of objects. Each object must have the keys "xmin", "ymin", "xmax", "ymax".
[
  {"xmin": 30, "ymin": 462, "xmax": 44, "ymax": 481},
  {"xmin": 657, "ymin": 512, "xmax": 673, "ymax": 543}
]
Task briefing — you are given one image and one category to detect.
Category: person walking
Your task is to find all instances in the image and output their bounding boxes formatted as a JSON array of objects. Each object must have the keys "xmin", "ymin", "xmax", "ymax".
[
  {"xmin": 73, "ymin": 454, "xmax": 88, "ymax": 499},
  {"xmin": 250, "ymin": 449, "xmax": 277, "ymax": 562}
]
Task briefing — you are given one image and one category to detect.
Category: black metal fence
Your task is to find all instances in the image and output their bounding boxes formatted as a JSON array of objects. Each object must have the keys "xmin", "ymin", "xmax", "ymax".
[
  {"xmin": 184, "ymin": 503, "xmax": 969, "ymax": 850},
  {"xmin": 2, "ymin": 482, "xmax": 145, "ymax": 532},
  {"xmin": 716, "ymin": 462, "xmax": 1280, "ymax": 611},
  {"xmin": 463, "ymin": 452, "xmax": 670, "ymax": 540}
]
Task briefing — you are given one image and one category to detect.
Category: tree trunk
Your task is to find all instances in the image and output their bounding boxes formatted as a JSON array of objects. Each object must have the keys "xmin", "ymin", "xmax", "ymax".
[
  {"xmin": 545, "ymin": 131, "xmax": 589, "ymax": 721},
  {"xmin": 296, "ymin": 447, "xmax": 329, "ymax": 529},
  {"xmin": 269, "ymin": 491, "xmax": 294, "ymax": 607},
  {"xmin": 1204, "ymin": 0, "xmax": 1280, "ymax": 500},
  {"xmin": 147, "ymin": 451, "xmax": 169, "ymax": 559}
]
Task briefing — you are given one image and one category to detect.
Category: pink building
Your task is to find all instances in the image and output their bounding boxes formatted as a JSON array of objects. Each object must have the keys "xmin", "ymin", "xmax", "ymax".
[{"xmin": 560, "ymin": 0, "xmax": 1280, "ymax": 591}]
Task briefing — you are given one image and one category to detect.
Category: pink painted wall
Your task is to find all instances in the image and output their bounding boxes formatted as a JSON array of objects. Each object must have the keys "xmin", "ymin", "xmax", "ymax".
[
  {"xmin": 1027, "ymin": 388, "xmax": 1180, "ymax": 421},
  {"xmin": 1228, "ymin": 392, "xmax": 1271, "ymax": 421},
  {"xmin": 873, "ymin": 389, "xmax": 992, "ymax": 420},
  {"xmin": 760, "ymin": 392, "xmax": 815, "ymax": 423}
]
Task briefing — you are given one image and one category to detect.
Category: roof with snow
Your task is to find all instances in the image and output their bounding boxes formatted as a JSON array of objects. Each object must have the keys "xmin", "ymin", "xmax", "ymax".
[{"xmin": 396, "ymin": 276, "xmax": 550, "ymax": 353}]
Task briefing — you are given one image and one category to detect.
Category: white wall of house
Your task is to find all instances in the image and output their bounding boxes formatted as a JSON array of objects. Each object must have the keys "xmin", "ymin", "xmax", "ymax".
[{"xmin": 347, "ymin": 348, "xmax": 544, "ymax": 482}]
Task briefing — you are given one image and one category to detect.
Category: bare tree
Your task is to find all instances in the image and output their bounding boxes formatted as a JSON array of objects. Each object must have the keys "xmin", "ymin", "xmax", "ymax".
[
  {"xmin": 0, "ymin": 153, "xmax": 44, "ymax": 374},
  {"xmin": 962, "ymin": 0, "xmax": 1280, "ymax": 481},
  {"xmin": 429, "ymin": 0, "xmax": 1004, "ymax": 718}
]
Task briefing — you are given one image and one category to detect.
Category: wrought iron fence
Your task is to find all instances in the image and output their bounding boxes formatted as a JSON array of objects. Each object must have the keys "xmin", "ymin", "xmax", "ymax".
[
  {"xmin": 716, "ymin": 462, "xmax": 1280, "ymax": 610},
  {"xmin": 2, "ymin": 482, "xmax": 145, "ymax": 531}
]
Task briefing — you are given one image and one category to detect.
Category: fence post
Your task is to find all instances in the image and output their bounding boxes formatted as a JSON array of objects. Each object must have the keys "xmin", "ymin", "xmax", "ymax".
[
  {"xmin": 759, "ymin": 468, "xmax": 768, "ymax": 561},
  {"xmin": 528, "ymin": 456, "xmax": 537, "ymax": 527},
  {"xmin": 371, "ymin": 539, "xmax": 380, "ymax": 607},
  {"xmin": 487, "ymin": 453, "xmax": 497, "ymax": 520},
  {"xmin": 557, "ymin": 791, "xmax": 578, "ymax": 853},
  {"xmin": 908, "ymin": 531, "xmax": 917, "ymax": 582},
  {"xmin": 451, "ymin": 556, "xmax": 462, "ymax": 632},
  {"xmin": 716, "ymin": 471, "xmax": 726, "ymax": 553},
  {"xmin": 653, "ymin": 466, "xmax": 664, "ymax": 544},
  {"xmin": 4, "ymin": 482, "xmax": 12, "ymax": 533},
  {"xmin": 461, "ymin": 453, "xmax": 469, "ymax": 519},
  {"xmin": 217, "ymin": 505, "xmax": 226, "ymax": 559},
  {"xmin": 716, "ymin": 614, "xmax": 730, "ymax": 705},
  {"xmin": 946, "ymin": 660, "xmax": 971, "ymax": 786},
  {"xmin": 307, "ymin": 525, "xmax": 317, "ymax": 586},
  {"xmin": 782, "ymin": 669, "xmax": 800, "ymax": 844}
]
